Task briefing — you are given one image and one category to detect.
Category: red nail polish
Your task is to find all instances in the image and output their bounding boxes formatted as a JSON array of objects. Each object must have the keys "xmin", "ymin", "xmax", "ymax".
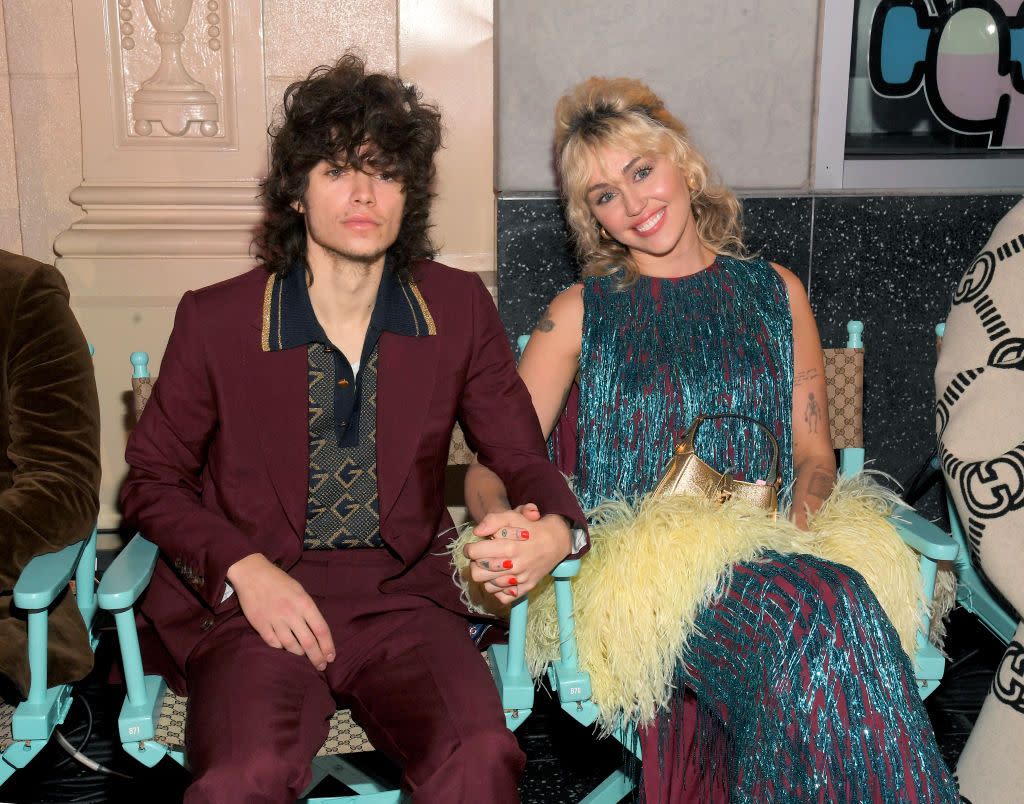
[
  {"xmin": 508, "ymin": 588, "xmax": 518, "ymax": 597},
  {"xmin": 502, "ymin": 559, "xmax": 513, "ymax": 569},
  {"xmin": 520, "ymin": 530, "xmax": 530, "ymax": 539},
  {"xmin": 508, "ymin": 576, "xmax": 518, "ymax": 585}
]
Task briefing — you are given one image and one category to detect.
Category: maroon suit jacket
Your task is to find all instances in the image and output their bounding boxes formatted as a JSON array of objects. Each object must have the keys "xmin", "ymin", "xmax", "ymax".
[{"xmin": 121, "ymin": 262, "xmax": 586, "ymax": 692}]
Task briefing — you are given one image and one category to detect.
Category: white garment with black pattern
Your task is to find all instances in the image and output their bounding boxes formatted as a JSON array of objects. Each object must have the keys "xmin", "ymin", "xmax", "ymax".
[{"xmin": 937, "ymin": 198, "xmax": 1024, "ymax": 804}]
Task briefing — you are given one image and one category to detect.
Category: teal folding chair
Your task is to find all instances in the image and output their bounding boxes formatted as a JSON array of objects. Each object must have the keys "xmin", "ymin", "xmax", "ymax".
[
  {"xmin": 2, "ymin": 341, "xmax": 100, "ymax": 787},
  {"xmin": 934, "ymin": 322, "xmax": 1018, "ymax": 645},
  {"xmin": 98, "ymin": 351, "xmax": 535, "ymax": 802},
  {"xmin": 518, "ymin": 320, "xmax": 959, "ymax": 803},
  {"xmin": 0, "ymin": 528, "xmax": 98, "ymax": 786}
]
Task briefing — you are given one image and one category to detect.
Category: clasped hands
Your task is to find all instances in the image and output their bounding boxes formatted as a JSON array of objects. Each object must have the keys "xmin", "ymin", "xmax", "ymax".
[
  {"xmin": 223, "ymin": 507, "xmax": 572, "ymax": 670},
  {"xmin": 464, "ymin": 503, "xmax": 572, "ymax": 606}
]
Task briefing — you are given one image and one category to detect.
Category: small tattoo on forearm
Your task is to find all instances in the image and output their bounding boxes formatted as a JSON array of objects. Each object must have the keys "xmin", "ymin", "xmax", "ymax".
[
  {"xmin": 795, "ymin": 368, "xmax": 819, "ymax": 386},
  {"xmin": 804, "ymin": 392, "xmax": 821, "ymax": 434},
  {"xmin": 534, "ymin": 307, "xmax": 555, "ymax": 333},
  {"xmin": 808, "ymin": 470, "xmax": 833, "ymax": 499}
]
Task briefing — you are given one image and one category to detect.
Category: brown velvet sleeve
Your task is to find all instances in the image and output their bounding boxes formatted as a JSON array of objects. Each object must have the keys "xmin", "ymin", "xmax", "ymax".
[{"xmin": 0, "ymin": 263, "xmax": 101, "ymax": 591}]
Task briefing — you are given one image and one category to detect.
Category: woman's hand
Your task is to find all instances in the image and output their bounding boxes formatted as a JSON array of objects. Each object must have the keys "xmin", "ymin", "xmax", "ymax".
[{"xmin": 464, "ymin": 504, "xmax": 571, "ymax": 605}]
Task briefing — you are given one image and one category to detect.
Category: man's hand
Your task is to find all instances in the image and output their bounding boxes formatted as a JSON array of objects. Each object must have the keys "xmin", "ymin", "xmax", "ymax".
[
  {"xmin": 464, "ymin": 505, "xmax": 572, "ymax": 606},
  {"xmin": 226, "ymin": 554, "xmax": 335, "ymax": 671}
]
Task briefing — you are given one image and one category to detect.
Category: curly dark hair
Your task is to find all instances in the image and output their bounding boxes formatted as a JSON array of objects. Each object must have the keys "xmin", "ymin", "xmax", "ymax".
[{"xmin": 255, "ymin": 53, "xmax": 443, "ymax": 278}]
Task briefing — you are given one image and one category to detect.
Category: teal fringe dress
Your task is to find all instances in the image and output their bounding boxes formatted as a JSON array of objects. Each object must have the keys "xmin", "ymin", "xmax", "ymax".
[{"xmin": 561, "ymin": 258, "xmax": 958, "ymax": 802}]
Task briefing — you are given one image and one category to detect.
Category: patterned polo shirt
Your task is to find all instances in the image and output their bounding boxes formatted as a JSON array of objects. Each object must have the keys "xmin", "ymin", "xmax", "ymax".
[{"xmin": 261, "ymin": 259, "xmax": 435, "ymax": 549}]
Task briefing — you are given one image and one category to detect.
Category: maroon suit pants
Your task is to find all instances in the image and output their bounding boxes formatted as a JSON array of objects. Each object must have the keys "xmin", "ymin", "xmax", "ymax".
[{"xmin": 182, "ymin": 549, "xmax": 524, "ymax": 803}]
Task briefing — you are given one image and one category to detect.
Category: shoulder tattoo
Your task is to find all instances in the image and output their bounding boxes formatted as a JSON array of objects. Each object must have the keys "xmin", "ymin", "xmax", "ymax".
[{"xmin": 534, "ymin": 306, "xmax": 555, "ymax": 333}]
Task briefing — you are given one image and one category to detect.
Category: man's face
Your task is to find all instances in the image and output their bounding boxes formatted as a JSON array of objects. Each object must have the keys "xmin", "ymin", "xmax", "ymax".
[{"xmin": 299, "ymin": 150, "xmax": 406, "ymax": 266}]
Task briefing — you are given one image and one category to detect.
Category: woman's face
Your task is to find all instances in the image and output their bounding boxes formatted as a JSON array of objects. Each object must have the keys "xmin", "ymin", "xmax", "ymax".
[{"xmin": 583, "ymin": 143, "xmax": 702, "ymax": 272}]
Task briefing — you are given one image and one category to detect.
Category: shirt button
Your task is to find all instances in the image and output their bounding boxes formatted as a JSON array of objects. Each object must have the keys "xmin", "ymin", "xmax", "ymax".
[
  {"xmin": 200, "ymin": 617, "xmax": 215, "ymax": 632},
  {"xmin": 339, "ymin": 420, "xmax": 348, "ymax": 427}
]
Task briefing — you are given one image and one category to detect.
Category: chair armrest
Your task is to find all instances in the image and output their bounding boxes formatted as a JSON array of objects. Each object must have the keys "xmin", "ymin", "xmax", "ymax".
[
  {"xmin": 892, "ymin": 506, "xmax": 958, "ymax": 562},
  {"xmin": 551, "ymin": 558, "xmax": 582, "ymax": 579},
  {"xmin": 98, "ymin": 534, "xmax": 159, "ymax": 611},
  {"xmin": 13, "ymin": 539, "xmax": 87, "ymax": 610}
]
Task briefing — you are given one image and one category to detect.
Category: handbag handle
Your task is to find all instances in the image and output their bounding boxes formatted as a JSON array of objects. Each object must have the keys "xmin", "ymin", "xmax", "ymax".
[{"xmin": 678, "ymin": 413, "xmax": 780, "ymax": 486}]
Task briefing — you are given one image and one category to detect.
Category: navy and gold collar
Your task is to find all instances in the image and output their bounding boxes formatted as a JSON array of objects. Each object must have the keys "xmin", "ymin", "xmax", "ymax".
[{"xmin": 261, "ymin": 259, "xmax": 436, "ymax": 352}]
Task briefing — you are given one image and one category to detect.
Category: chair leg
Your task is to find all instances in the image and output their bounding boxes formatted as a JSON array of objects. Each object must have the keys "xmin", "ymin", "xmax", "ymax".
[
  {"xmin": 579, "ymin": 769, "xmax": 634, "ymax": 804},
  {"xmin": 300, "ymin": 756, "xmax": 403, "ymax": 803},
  {"xmin": 308, "ymin": 755, "xmax": 397, "ymax": 796},
  {"xmin": 0, "ymin": 737, "xmax": 49, "ymax": 774}
]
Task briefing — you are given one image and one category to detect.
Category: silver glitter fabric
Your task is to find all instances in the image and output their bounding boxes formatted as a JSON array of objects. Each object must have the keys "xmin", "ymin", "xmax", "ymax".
[
  {"xmin": 573, "ymin": 257, "xmax": 958, "ymax": 801},
  {"xmin": 576, "ymin": 257, "xmax": 793, "ymax": 511}
]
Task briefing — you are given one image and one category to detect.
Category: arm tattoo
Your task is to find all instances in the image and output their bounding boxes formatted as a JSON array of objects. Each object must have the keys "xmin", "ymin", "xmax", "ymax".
[
  {"xmin": 795, "ymin": 368, "xmax": 819, "ymax": 386},
  {"xmin": 803, "ymin": 392, "xmax": 821, "ymax": 434},
  {"xmin": 534, "ymin": 306, "xmax": 555, "ymax": 333},
  {"xmin": 807, "ymin": 469, "xmax": 833, "ymax": 499}
]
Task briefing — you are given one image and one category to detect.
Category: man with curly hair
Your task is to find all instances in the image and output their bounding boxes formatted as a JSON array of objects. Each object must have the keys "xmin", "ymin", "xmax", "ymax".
[{"xmin": 121, "ymin": 54, "xmax": 585, "ymax": 803}]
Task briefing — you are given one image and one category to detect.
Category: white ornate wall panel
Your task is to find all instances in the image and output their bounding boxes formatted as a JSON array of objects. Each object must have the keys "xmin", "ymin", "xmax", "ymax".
[
  {"xmin": 68, "ymin": 0, "xmax": 265, "ymax": 184},
  {"xmin": 2, "ymin": 0, "xmax": 83, "ymax": 262},
  {"xmin": 58, "ymin": 0, "xmax": 269, "ymax": 532},
  {"xmin": 0, "ymin": 10, "xmax": 23, "ymax": 253},
  {"xmin": 114, "ymin": 0, "xmax": 230, "ymax": 142}
]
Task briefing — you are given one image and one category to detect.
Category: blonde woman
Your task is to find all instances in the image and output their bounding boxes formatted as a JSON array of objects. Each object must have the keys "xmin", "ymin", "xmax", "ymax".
[{"xmin": 463, "ymin": 77, "xmax": 957, "ymax": 802}]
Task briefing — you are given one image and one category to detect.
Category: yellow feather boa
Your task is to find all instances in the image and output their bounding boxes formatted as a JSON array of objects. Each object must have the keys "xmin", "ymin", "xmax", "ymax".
[{"xmin": 451, "ymin": 474, "xmax": 941, "ymax": 729}]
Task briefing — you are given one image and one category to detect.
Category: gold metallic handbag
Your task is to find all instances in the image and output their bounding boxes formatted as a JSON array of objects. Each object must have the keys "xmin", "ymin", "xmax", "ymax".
[{"xmin": 652, "ymin": 413, "xmax": 780, "ymax": 514}]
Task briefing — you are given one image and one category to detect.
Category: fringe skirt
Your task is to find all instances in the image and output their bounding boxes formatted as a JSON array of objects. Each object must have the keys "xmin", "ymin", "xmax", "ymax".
[{"xmin": 514, "ymin": 476, "xmax": 959, "ymax": 802}]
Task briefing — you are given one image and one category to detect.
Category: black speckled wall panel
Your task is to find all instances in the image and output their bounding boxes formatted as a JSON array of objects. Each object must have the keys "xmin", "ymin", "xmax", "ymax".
[
  {"xmin": 810, "ymin": 195, "xmax": 1019, "ymax": 498},
  {"xmin": 496, "ymin": 196, "xmax": 576, "ymax": 344},
  {"xmin": 742, "ymin": 196, "xmax": 814, "ymax": 288}
]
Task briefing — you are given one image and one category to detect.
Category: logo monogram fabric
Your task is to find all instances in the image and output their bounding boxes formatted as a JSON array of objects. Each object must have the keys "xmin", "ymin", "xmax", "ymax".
[{"xmin": 993, "ymin": 640, "xmax": 1024, "ymax": 715}]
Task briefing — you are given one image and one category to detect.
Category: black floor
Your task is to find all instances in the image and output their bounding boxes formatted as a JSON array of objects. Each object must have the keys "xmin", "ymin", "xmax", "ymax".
[{"xmin": 1, "ymin": 607, "xmax": 1007, "ymax": 803}]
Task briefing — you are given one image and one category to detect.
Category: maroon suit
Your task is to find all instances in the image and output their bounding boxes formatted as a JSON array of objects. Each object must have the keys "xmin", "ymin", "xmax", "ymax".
[{"xmin": 121, "ymin": 262, "xmax": 585, "ymax": 802}]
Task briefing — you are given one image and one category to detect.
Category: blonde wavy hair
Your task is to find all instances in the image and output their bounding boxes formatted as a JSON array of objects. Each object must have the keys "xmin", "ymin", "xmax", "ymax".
[{"xmin": 554, "ymin": 77, "xmax": 747, "ymax": 283}]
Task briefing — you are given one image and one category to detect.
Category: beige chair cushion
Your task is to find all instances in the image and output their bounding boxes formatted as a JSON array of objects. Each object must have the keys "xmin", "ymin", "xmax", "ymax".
[
  {"xmin": 152, "ymin": 653, "xmax": 493, "ymax": 757},
  {"xmin": 822, "ymin": 347, "xmax": 864, "ymax": 450},
  {"xmin": 0, "ymin": 702, "xmax": 14, "ymax": 751},
  {"xmin": 153, "ymin": 689, "xmax": 374, "ymax": 757}
]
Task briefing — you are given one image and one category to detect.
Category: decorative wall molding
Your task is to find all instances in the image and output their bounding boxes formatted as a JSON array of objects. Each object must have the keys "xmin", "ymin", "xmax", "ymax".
[
  {"xmin": 54, "ymin": 183, "xmax": 262, "ymax": 258},
  {"xmin": 130, "ymin": 0, "xmax": 219, "ymax": 137},
  {"xmin": 113, "ymin": 0, "xmax": 231, "ymax": 144}
]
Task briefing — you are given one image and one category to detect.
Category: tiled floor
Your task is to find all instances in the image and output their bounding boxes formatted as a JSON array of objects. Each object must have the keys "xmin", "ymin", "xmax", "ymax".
[{"xmin": 1, "ymin": 608, "xmax": 1007, "ymax": 803}]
